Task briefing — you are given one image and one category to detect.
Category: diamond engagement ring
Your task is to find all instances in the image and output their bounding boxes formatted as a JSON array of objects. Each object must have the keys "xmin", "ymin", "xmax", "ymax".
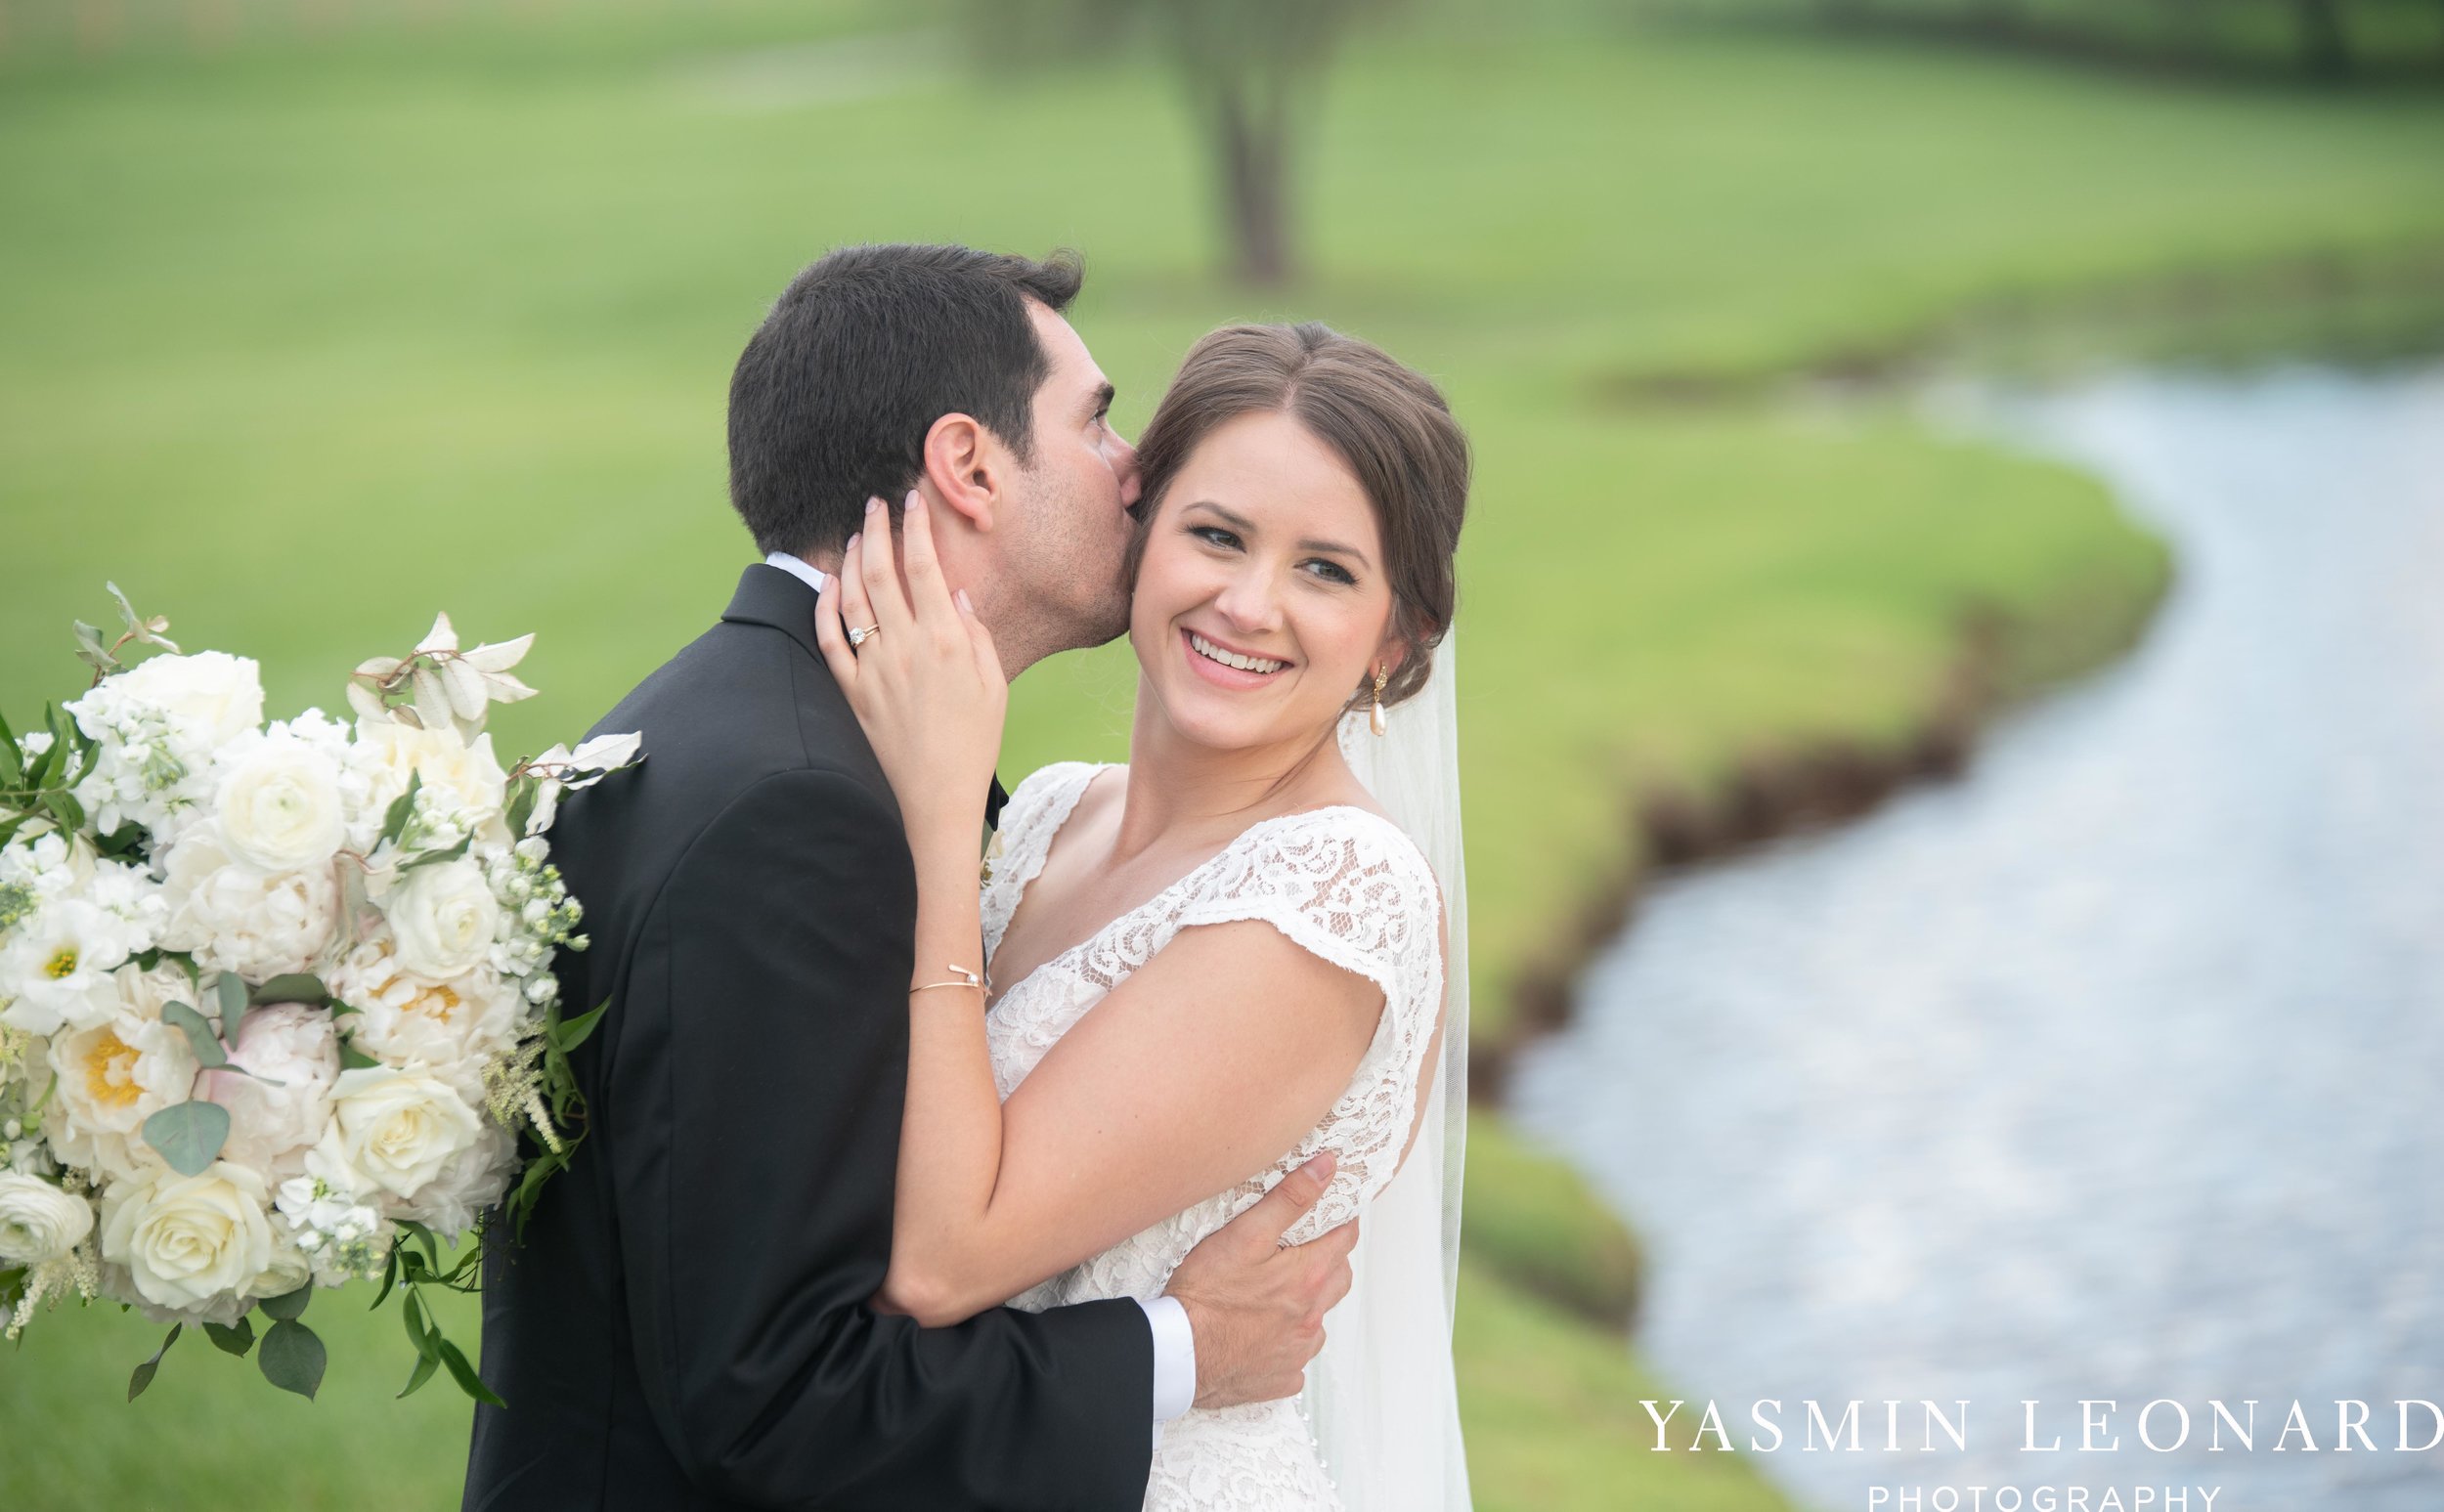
[{"xmin": 847, "ymin": 624, "xmax": 881, "ymax": 648}]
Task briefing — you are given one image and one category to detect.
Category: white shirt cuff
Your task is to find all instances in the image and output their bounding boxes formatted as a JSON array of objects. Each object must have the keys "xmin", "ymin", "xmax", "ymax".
[{"xmin": 1138, "ymin": 1294, "xmax": 1197, "ymax": 1437}]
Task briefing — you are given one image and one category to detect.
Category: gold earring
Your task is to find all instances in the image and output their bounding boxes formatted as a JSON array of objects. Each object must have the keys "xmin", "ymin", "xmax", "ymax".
[{"xmin": 1369, "ymin": 664, "xmax": 1388, "ymax": 738}]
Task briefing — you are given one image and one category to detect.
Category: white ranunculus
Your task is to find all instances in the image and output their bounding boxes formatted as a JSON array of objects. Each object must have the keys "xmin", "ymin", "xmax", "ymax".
[
  {"xmin": 157, "ymin": 826, "xmax": 340, "ymax": 982},
  {"xmin": 308, "ymin": 1065, "xmax": 483, "ymax": 1205},
  {"xmin": 203, "ymin": 1003, "xmax": 340, "ymax": 1182},
  {"xmin": 0, "ymin": 1172, "xmax": 96, "ymax": 1266},
  {"xmin": 0, "ymin": 898, "xmax": 137, "ymax": 1037},
  {"xmin": 46, "ymin": 1011, "xmax": 201, "ymax": 1183},
  {"xmin": 398, "ymin": 1120, "xmax": 514, "ymax": 1239},
  {"xmin": 104, "ymin": 958, "xmax": 198, "ymax": 1023},
  {"xmin": 345, "ymin": 722, "xmax": 510, "ymax": 851},
  {"xmin": 99, "ymin": 1162, "xmax": 275, "ymax": 1312},
  {"xmin": 381, "ymin": 859, "xmax": 499, "ymax": 981},
  {"xmin": 326, "ymin": 936, "xmax": 520, "ymax": 1102},
  {"xmin": 214, "ymin": 727, "xmax": 347, "ymax": 874}
]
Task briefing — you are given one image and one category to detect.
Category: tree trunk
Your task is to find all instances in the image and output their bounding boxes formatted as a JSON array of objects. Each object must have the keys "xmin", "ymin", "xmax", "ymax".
[
  {"xmin": 1212, "ymin": 76, "xmax": 1293, "ymax": 287},
  {"xmin": 2291, "ymin": 0, "xmax": 2354, "ymax": 77}
]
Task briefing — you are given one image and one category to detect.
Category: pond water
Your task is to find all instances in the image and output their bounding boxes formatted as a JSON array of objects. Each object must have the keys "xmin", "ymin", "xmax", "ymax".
[{"xmin": 1509, "ymin": 362, "xmax": 2444, "ymax": 1512}]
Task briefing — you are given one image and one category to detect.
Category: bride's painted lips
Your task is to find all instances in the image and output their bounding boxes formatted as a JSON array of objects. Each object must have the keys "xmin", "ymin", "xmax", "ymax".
[{"xmin": 1179, "ymin": 626, "xmax": 1291, "ymax": 689}]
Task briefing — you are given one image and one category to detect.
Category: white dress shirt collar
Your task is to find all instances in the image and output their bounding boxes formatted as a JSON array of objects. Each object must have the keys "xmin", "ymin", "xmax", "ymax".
[{"xmin": 764, "ymin": 551, "xmax": 833, "ymax": 595}]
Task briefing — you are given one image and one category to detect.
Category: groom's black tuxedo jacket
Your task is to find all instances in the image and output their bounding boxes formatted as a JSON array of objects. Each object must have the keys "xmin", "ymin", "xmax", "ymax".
[{"xmin": 464, "ymin": 565, "xmax": 1154, "ymax": 1512}]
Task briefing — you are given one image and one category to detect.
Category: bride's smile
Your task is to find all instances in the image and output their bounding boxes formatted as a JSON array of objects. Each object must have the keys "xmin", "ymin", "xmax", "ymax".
[{"xmin": 1130, "ymin": 409, "xmax": 1404, "ymax": 758}]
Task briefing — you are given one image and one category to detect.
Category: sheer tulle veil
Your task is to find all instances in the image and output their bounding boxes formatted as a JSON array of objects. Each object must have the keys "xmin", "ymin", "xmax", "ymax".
[{"xmin": 1312, "ymin": 629, "xmax": 1472, "ymax": 1509}]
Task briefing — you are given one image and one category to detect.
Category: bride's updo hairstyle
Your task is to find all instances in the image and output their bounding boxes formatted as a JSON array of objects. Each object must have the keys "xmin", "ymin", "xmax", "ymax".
[{"xmin": 1127, "ymin": 323, "xmax": 1469, "ymax": 711}]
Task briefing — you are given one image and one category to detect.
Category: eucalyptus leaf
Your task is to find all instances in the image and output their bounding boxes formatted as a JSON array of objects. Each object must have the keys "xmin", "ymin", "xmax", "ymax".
[
  {"xmin": 203, "ymin": 1317, "xmax": 255, "ymax": 1357},
  {"xmin": 141, "ymin": 1100, "xmax": 229, "ymax": 1177},
  {"xmin": 126, "ymin": 1323, "xmax": 181, "ymax": 1402},
  {"xmin": 159, "ymin": 1001, "xmax": 231, "ymax": 1071},
  {"xmin": 258, "ymin": 1284, "xmax": 312, "ymax": 1322},
  {"xmin": 258, "ymin": 1318, "xmax": 326, "ymax": 1400},
  {"xmin": 251, "ymin": 972, "xmax": 330, "ymax": 1007}
]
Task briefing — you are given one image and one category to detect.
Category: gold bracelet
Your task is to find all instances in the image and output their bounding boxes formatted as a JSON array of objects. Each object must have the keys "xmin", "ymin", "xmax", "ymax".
[{"xmin": 911, "ymin": 963, "xmax": 988, "ymax": 996}]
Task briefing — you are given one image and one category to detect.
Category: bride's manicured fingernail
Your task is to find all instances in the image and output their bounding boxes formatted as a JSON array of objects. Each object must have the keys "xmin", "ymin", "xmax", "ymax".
[
  {"xmin": 847, "ymin": 532, "xmax": 860, "ymax": 553},
  {"xmin": 866, "ymin": 496, "xmax": 882, "ymax": 515},
  {"xmin": 905, "ymin": 489, "xmax": 923, "ymax": 512}
]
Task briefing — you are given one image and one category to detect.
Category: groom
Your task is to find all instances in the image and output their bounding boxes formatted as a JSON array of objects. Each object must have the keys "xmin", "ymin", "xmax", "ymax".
[{"xmin": 463, "ymin": 244, "xmax": 1359, "ymax": 1512}]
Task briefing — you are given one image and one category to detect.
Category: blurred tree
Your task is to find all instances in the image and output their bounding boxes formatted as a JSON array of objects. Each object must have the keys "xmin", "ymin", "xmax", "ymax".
[
  {"xmin": 2289, "ymin": 0, "xmax": 2355, "ymax": 74},
  {"xmin": 967, "ymin": 0, "xmax": 1397, "ymax": 286}
]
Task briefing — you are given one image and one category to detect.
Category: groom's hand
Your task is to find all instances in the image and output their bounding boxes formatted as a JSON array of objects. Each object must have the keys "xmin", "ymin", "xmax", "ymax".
[{"xmin": 1164, "ymin": 1152, "xmax": 1359, "ymax": 1409}]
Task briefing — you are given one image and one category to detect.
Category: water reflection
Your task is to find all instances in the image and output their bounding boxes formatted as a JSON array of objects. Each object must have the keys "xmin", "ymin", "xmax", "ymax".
[{"xmin": 1510, "ymin": 363, "xmax": 2444, "ymax": 1512}]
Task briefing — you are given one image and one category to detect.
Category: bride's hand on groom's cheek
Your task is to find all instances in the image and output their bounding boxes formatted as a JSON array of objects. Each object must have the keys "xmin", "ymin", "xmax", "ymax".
[{"xmin": 815, "ymin": 491, "xmax": 1008, "ymax": 842}]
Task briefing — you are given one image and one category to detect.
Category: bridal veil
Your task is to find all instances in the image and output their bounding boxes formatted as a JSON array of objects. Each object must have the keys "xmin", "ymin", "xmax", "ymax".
[{"xmin": 1315, "ymin": 629, "xmax": 1473, "ymax": 1510}]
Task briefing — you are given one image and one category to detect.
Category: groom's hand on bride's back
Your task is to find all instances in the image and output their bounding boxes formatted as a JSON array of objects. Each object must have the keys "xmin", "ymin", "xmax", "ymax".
[{"xmin": 1164, "ymin": 1151, "xmax": 1359, "ymax": 1409}]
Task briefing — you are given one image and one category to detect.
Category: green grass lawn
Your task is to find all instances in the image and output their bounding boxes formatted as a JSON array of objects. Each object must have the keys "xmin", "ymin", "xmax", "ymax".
[{"xmin": 3, "ymin": 6, "xmax": 2440, "ymax": 1508}]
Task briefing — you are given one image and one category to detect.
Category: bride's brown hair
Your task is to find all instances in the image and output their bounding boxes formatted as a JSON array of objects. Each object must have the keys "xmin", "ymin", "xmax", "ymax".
[{"xmin": 1126, "ymin": 323, "xmax": 1469, "ymax": 710}]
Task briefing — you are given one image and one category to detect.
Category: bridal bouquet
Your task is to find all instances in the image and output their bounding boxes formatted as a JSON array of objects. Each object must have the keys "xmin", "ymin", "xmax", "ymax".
[{"xmin": 0, "ymin": 586, "xmax": 636, "ymax": 1404}]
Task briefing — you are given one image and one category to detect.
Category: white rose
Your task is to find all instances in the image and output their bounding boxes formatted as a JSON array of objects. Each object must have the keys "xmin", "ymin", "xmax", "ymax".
[
  {"xmin": 103, "ymin": 651, "xmax": 264, "ymax": 752},
  {"xmin": 249, "ymin": 1227, "xmax": 317, "ymax": 1301},
  {"xmin": 397, "ymin": 1120, "xmax": 514, "ymax": 1239},
  {"xmin": 99, "ymin": 1161, "xmax": 276, "ymax": 1312},
  {"xmin": 0, "ymin": 1172, "xmax": 96, "ymax": 1266},
  {"xmin": 308, "ymin": 1065, "xmax": 483, "ymax": 1205},
  {"xmin": 47, "ymin": 1010, "xmax": 201, "ymax": 1183},
  {"xmin": 346, "ymin": 722, "xmax": 510, "ymax": 851},
  {"xmin": 203, "ymin": 1003, "xmax": 340, "ymax": 1181},
  {"xmin": 326, "ymin": 936, "xmax": 521, "ymax": 1102},
  {"xmin": 381, "ymin": 860, "xmax": 499, "ymax": 980},
  {"xmin": 214, "ymin": 729, "xmax": 346, "ymax": 874},
  {"xmin": 0, "ymin": 898, "xmax": 135, "ymax": 1037},
  {"xmin": 158, "ymin": 826, "xmax": 339, "ymax": 981}
]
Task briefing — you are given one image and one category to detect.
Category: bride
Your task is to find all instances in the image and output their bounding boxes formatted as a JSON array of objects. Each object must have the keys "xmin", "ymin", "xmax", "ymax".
[{"xmin": 814, "ymin": 322, "xmax": 1474, "ymax": 1511}]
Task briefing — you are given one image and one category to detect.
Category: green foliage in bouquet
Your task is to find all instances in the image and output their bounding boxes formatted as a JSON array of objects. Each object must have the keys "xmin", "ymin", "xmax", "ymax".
[{"xmin": 0, "ymin": 587, "xmax": 638, "ymax": 1408}]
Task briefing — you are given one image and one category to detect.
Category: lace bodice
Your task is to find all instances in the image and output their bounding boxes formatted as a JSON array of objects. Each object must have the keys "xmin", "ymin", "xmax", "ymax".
[{"xmin": 980, "ymin": 761, "xmax": 1446, "ymax": 1511}]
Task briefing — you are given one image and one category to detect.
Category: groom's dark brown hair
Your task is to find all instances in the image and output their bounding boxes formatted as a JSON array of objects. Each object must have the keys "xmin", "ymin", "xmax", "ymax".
[{"xmin": 727, "ymin": 242, "xmax": 1084, "ymax": 558}]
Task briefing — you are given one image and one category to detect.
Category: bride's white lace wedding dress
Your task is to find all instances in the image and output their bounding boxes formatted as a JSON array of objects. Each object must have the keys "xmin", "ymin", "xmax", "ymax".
[{"xmin": 981, "ymin": 761, "xmax": 1446, "ymax": 1512}]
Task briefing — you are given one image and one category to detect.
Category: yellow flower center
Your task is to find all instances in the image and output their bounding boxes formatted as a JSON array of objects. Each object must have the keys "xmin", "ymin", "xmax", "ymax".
[
  {"xmin": 82, "ymin": 1028, "xmax": 144, "ymax": 1111},
  {"xmin": 406, "ymin": 983, "xmax": 463, "ymax": 1025},
  {"xmin": 44, "ymin": 946, "xmax": 80, "ymax": 980}
]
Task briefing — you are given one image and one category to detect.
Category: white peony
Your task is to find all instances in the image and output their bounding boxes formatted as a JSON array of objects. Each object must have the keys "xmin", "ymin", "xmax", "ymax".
[
  {"xmin": 202, "ymin": 1003, "xmax": 340, "ymax": 1182},
  {"xmin": 326, "ymin": 936, "xmax": 520, "ymax": 1102},
  {"xmin": 380, "ymin": 859, "xmax": 499, "ymax": 981},
  {"xmin": 46, "ymin": 1010, "xmax": 201, "ymax": 1183},
  {"xmin": 0, "ymin": 1172, "xmax": 96, "ymax": 1267},
  {"xmin": 307, "ymin": 1065, "xmax": 483, "ymax": 1206},
  {"xmin": 99, "ymin": 1161, "xmax": 275, "ymax": 1312},
  {"xmin": 213, "ymin": 723, "xmax": 347, "ymax": 874},
  {"xmin": 0, "ymin": 898, "xmax": 136, "ymax": 1037},
  {"xmin": 157, "ymin": 826, "xmax": 340, "ymax": 982}
]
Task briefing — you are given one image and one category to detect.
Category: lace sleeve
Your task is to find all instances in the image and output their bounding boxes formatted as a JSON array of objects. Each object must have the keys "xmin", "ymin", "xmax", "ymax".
[{"xmin": 1175, "ymin": 809, "xmax": 1447, "ymax": 1241}]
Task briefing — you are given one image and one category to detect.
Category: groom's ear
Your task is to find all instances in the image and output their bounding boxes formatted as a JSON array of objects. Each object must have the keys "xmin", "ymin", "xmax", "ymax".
[{"xmin": 920, "ymin": 411, "xmax": 1002, "ymax": 534}]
